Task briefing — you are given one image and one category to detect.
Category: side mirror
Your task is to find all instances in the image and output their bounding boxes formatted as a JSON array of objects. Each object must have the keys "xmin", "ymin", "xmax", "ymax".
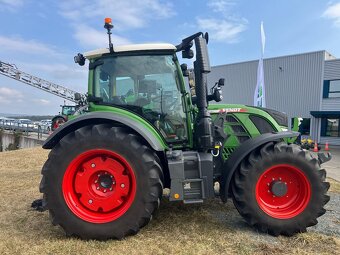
[
  {"xmin": 182, "ymin": 49, "xmax": 194, "ymax": 59},
  {"xmin": 74, "ymin": 92, "xmax": 82, "ymax": 101},
  {"xmin": 181, "ymin": 63, "xmax": 189, "ymax": 77},
  {"xmin": 207, "ymin": 86, "xmax": 223, "ymax": 102},
  {"xmin": 207, "ymin": 78, "xmax": 225, "ymax": 102},
  {"xmin": 213, "ymin": 87, "xmax": 223, "ymax": 102},
  {"xmin": 74, "ymin": 53, "xmax": 86, "ymax": 66}
]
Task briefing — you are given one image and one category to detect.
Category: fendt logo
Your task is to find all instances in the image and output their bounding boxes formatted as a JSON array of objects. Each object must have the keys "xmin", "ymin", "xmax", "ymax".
[{"xmin": 208, "ymin": 108, "xmax": 248, "ymax": 114}]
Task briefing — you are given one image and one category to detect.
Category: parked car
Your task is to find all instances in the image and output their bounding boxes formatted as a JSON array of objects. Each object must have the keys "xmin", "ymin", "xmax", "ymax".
[
  {"xmin": 39, "ymin": 119, "xmax": 52, "ymax": 131},
  {"xmin": 16, "ymin": 119, "xmax": 35, "ymax": 131}
]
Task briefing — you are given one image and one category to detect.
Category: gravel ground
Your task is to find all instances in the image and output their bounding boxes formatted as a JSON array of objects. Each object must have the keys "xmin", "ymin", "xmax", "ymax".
[
  {"xmin": 205, "ymin": 191, "xmax": 340, "ymax": 241},
  {"xmin": 309, "ymin": 192, "xmax": 340, "ymax": 236}
]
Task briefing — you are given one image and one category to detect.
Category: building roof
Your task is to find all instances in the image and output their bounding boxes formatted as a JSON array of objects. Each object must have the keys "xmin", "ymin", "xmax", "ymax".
[
  {"xmin": 84, "ymin": 43, "xmax": 177, "ymax": 59},
  {"xmin": 212, "ymin": 50, "xmax": 337, "ymax": 69}
]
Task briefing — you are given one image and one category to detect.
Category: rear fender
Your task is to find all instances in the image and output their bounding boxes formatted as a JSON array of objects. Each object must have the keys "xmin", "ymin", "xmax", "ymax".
[
  {"xmin": 220, "ymin": 131, "xmax": 300, "ymax": 202},
  {"xmin": 43, "ymin": 112, "xmax": 167, "ymax": 151}
]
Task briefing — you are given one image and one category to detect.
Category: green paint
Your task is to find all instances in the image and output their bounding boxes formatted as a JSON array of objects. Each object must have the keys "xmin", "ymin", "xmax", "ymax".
[
  {"xmin": 208, "ymin": 104, "xmax": 285, "ymax": 160},
  {"xmin": 89, "ymin": 103, "xmax": 168, "ymax": 149},
  {"xmin": 174, "ymin": 57, "xmax": 194, "ymax": 148}
]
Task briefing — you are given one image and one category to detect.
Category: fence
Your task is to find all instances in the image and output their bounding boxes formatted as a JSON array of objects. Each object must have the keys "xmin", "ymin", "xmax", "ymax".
[{"xmin": 0, "ymin": 120, "xmax": 51, "ymax": 139}]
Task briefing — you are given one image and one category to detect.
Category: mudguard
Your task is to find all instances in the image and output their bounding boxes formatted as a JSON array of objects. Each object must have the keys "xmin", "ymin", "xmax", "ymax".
[
  {"xmin": 43, "ymin": 112, "xmax": 167, "ymax": 151},
  {"xmin": 220, "ymin": 131, "xmax": 300, "ymax": 202}
]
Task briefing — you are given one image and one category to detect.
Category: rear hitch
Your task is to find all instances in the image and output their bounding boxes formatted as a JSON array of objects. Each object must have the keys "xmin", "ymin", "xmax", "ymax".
[{"xmin": 317, "ymin": 152, "xmax": 332, "ymax": 165}]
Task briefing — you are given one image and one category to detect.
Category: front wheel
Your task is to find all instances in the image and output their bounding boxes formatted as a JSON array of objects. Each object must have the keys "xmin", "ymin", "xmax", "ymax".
[
  {"xmin": 40, "ymin": 124, "xmax": 163, "ymax": 240},
  {"xmin": 231, "ymin": 142, "xmax": 330, "ymax": 236}
]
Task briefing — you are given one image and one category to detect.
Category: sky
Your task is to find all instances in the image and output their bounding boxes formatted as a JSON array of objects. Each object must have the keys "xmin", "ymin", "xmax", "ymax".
[{"xmin": 1, "ymin": 0, "xmax": 340, "ymax": 115}]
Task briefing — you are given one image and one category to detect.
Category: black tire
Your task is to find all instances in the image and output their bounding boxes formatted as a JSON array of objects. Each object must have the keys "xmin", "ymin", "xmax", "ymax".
[
  {"xmin": 40, "ymin": 124, "xmax": 163, "ymax": 240},
  {"xmin": 231, "ymin": 142, "xmax": 330, "ymax": 236}
]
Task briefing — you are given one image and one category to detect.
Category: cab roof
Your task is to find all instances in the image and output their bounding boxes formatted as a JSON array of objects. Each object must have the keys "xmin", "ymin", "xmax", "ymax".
[{"xmin": 84, "ymin": 43, "xmax": 177, "ymax": 59}]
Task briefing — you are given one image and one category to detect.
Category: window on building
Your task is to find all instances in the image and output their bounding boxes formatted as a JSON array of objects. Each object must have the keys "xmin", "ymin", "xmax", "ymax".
[
  {"xmin": 321, "ymin": 118, "xmax": 340, "ymax": 137},
  {"xmin": 323, "ymin": 80, "xmax": 340, "ymax": 98}
]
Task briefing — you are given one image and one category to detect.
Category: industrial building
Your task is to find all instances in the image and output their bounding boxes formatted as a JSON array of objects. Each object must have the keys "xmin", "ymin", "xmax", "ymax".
[{"xmin": 208, "ymin": 50, "xmax": 340, "ymax": 145}]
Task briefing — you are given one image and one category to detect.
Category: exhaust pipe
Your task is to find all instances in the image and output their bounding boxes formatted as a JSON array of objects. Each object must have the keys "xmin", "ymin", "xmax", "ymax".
[{"xmin": 194, "ymin": 36, "xmax": 214, "ymax": 151}]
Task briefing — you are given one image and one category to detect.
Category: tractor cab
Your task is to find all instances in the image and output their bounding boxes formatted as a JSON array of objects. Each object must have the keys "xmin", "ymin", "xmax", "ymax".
[
  {"xmin": 84, "ymin": 47, "xmax": 189, "ymax": 143},
  {"xmin": 61, "ymin": 105, "xmax": 77, "ymax": 116}
]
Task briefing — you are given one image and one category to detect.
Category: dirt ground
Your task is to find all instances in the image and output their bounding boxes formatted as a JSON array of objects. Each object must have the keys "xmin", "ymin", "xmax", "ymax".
[{"xmin": 0, "ymin": 147, "xmax": 339, "ymax": 255}]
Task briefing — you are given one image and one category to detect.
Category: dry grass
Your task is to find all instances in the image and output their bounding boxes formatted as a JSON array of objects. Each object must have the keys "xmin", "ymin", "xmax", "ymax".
[
  {"xmin": 328, "ymin": 178, "xmax": 340, "ymax": 193},
  {"xmin": 0, "ymin": 147, "xmax": 339, "ymax": 255}
]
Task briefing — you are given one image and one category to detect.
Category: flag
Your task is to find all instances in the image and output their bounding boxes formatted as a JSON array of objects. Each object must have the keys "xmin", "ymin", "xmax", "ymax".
[{"xmin": 254, "ymin": 21, "xmax": 266, "ymax": 107}]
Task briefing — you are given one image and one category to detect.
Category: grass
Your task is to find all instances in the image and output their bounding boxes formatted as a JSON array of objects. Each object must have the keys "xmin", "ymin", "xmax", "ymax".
[{"xmin": 0, "ymin": 147, "xmax": 339, "ymax": 255}]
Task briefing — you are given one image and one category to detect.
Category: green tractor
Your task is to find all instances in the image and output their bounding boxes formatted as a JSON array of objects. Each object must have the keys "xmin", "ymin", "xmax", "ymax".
[
  {"xmin": 51, "ymin": 94, "xmax": 87, "ymax": 131},
  {"xmin": 51, "ymin": 105, "xmax": 77, "ymax": 131},
  {"xmin": 38, "ymin": 18, "xmax": 331, "ymax": 240}
]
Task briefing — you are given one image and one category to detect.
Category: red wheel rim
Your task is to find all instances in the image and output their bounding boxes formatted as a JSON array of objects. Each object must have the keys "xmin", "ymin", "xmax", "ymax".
[
  {"xmin": 255, "ymin": 164, "xmax": 311, "ymax": 219},
  {"xmin": 62, "ymin": 149, "xmax": 136, "ymax": 223}
]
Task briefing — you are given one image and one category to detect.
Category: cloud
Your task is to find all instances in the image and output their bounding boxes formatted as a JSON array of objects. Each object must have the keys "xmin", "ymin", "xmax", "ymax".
[
  {"xmin": 32, "ymin": 99, "xmax": 51, "ymax": 105},
  {"xmin": 207, "ymin": 0, "xmax": 236, "ymax": 13},
  {"xmin": 59, "ymin": 0, "xmax": 175, "ymax": 30},
  {"xmin": 196, "ymin": 0, "xmax": 247, "ymax": 43},
  {"xmin": 0, "ymin": 35, "xmax": 60, "ymax": 56},
  {"xmin": 74, "ymin": 25, "xmax": 131, "ymax": 49},
  {"xmin": 0, "ymin": 87, "xmax": 24, "ymax": 104},
  {"xmin": 197, "ymin": 18, "xmax": 247, "ymax": 43},
  {"xmin": 0, "ymin": 0, "xmax": 23, "ymax": 11},
  {"xmin": 322, "ymin": 2, "xmax": 340, "ymax": 27},
  {"xmin": 0, "ymin": 0, "xmax": 24, "ymax": 7},
  {"xmin": 58, "ymin": 0, "xmax": 176, "ymax": 49}
]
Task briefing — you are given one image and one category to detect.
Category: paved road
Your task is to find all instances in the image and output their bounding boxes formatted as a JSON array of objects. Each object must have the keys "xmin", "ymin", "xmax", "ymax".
[{"xmin": 320, "ymin": 146, "xmax": 340, "ymax": 181}]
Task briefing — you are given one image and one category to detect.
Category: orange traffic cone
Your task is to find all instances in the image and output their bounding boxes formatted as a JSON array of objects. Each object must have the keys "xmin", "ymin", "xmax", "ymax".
[
  {"xmin": 313, "ymin": 142, "xmax": 319, "ymax": 152},
  {"xmin": 325, "ymin": 141, "xmax": 329, "ymax": 151}
]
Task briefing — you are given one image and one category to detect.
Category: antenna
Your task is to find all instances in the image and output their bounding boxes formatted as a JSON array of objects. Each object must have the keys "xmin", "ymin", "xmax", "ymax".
[{"xmin": 104, "ymin": 17, "xmax": 114, "ymax": 53}]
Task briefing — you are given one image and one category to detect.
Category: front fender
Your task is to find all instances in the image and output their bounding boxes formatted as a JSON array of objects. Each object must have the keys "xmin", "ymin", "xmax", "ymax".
[
  {"xmin": 220, "ymin": 131, "xmax": 300, "ymax": 202},
  {"xmin": 43, "ymin": 111, "xmax": 167, "ymax": 151}
]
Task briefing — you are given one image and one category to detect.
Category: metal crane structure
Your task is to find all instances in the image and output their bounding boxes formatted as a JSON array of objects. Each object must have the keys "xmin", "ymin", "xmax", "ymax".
[{"xmin": 0, "ymin": 60, "xmax": 84, "ymax": 103}]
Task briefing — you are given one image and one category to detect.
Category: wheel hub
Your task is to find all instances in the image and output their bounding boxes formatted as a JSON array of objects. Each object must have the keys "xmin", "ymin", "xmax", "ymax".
[
  {"xmin": 98, "ymin": 174, "xmax": 114, "ymax": 189},
  {"xmin": 270, "ymin": 181, "xmax": 287, "ymax": 197}
]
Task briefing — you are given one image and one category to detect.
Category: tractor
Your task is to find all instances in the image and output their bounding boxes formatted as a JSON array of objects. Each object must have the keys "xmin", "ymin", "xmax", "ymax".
[
  {"xmin": 51, "ymin": 105, "xmax": 77, "ymax": 131},
  {"xmin": 38, "ymin": 18, "xmax": 331, "ymax": 240},
  {"xmin": 51, "ymin": 94, "xmax": 87, "ymax": 131}
]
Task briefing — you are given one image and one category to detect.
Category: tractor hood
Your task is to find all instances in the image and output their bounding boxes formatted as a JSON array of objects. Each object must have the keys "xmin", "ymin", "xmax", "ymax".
[{"xmin": 208, "ymin": 104, "xmax": 288, "ymax": 131}]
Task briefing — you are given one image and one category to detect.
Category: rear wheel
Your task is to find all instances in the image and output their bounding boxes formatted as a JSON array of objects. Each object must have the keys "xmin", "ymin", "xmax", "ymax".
[
  {"xmin": 40, "ymin": 124, "xmax": 163, "ymax": 240},
  {"xmin": 231, "ymin": 142, "xmax": 330, "ymax": 236},
  {"xmin": 51, "ymin": 116, "xmax": 66, "ymax": 131}
]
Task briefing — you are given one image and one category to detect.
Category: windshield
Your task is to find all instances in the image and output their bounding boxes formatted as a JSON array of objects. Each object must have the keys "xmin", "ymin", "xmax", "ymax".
[
  {"xmin": 93, "ymin": 54, "xmax": 187, "ymax": 142},
  {"xmin": 62, "ymin": 106, "xmax": 76, "ymax": 115}
]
